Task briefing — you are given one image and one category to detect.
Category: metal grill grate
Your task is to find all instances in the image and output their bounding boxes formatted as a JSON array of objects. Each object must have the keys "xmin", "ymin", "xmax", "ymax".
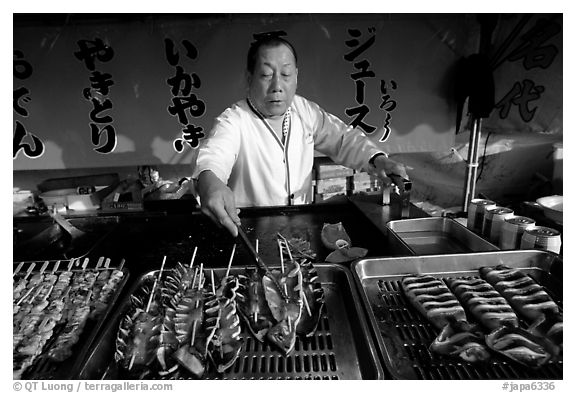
[
  {"xmin": 371, "ymin": 276, "xmax": 563, "ymax": 380},
  {"xmin": 210, "ymin": 314, "xmax": 340, "ymax": 380},
  {"xmin": 82, "ymin": 264, "xmax": 382, "ymax": 380}
]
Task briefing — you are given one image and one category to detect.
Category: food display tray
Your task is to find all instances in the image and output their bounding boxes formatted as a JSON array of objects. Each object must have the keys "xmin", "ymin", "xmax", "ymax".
[
  {"xmin": 13, "ymin": 258, "xmax": 129, "ymax": 379},
  {"xmin": 386, "ymin": 217, "xmax": 499, "ymax": 256},
  {"xmin": 78, "ymin": 264, "xmax": 384, "ymax": 380},
  {"xmin": 351, "ymin": 250, "xmax": 563, "ymax": 380}
]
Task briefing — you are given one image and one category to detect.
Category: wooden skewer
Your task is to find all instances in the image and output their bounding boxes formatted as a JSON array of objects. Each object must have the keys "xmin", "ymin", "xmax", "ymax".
[
  {"xmin": 82, "ymin": 257, "xmax": 90, "ymax": 270},
  {"xmin": 95, "ymin": 256, "xmax": 104, "ymax": 269},
  {"xmin": 16, "ymin": 286, "xmax": 35, "ymax": 306},
  {"xmin": 190, "ymin": 262, "xmax": 204, "ymax": 347},
  {"xmin": 128, "ymin": 352, "xmax": 136, "ymax": 371},
  {"xmin": 13, "ymin": 262, "xmax": 24, "ymax": 277},
  {"xmin": 225, "ymin": 243, "xmax": 236, "ymax": 279},
  {"xmin": 254, "ymin": 238, "xmax": 260, "ymax": 325},
  {"xmin": 198, "ymin": 263, "xmax": 204, "ymax": 289},
  {"xmin": 52, "ymin": 260, "xmax": 61, "ymax": 274},
  {"xmin": 118, "ymin": 258, "xmax": 125, "ymax": 271},
  {"xmin": 43, "ymin": 281, "xmax": 56, "ymax": 302},
  {"xmin": 67, "ymin": 259, "xmax": 75, "ymax": 272},
  {"xmin": 190, "ymin": 246, "xmax": 198, "ymax": 269},
  {"xmin": 40, "ymin": 261, "xmax": 49, "ymax": 274},
  {"xmin": 24, "ymin": 263, "xmax": 36, "ymax": 280},
  {"xmin": 277, "ymin": 239, "xmax": 288, "ymax": 295},
  {"xmin": 191, "ymin": 268, "xmax": 199, "ymax": 289},
  {"xmin": 285, "ymin": 239, "xmax": 294, "ymax": 262},
  {"xmin": 29, "ymin": 279, "xmax": 47, "ymax": 304},
  {"xmin": 146, "ymin": 256, "xmax": 167, "ymax": 313},
  {"xmin": 210, "ymin": 269, "xmax": 217, "ymax": 295},
  {"xmin": 104, "ymin": 258, "xmax": 111, "ymax": 269},
  {"xmin": 278, "ymin": 239, "xmax": 285, "ymax": 274},
  {"xmin": 302, "ymin": 293, "xmax": 312, "ymax": 317}
]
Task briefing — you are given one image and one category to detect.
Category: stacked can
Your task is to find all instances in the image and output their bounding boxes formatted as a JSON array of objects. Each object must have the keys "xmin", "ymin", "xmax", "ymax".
[
  {"xmin": 499, "ymin": 216, "xmax": 536, "ymax": 250},
  {"xmin": 483, "ymin": 206, "xmax": 515, "ymax": 243},
  {"xmin": 467, "ymin": 199, "xmax": 497, "ymax": 235},
  {"xmin": 521, "ymin": 226, "xmax": 562, "ymax": 254}
]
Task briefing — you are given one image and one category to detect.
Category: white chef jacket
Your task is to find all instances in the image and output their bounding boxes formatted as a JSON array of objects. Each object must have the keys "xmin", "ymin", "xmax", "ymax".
[{"xmin": 192, "ymin": 95, "xmax": 385, "ymax": 207}]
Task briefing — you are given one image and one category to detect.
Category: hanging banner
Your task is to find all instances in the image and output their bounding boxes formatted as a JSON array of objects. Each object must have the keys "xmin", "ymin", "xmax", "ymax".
[
  {"xmin": 14, "ymin": 14, "xmax": 545, "ymax": 170},
  {"xmin": 482, "ymin": 14, "xmax": 562, "ymax": 134}
]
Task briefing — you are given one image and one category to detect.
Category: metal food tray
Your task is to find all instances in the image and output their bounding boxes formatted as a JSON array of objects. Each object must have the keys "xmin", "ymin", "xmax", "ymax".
[
  {"xmin": 387, "ymin": 217, "xmax": 499, "ymax": 256},
  {"xmin": 78, "ymin": 264, "xmax": 384, "ymax": 380},
  {"xmin": 351, "ymin": 250, "xmax": 563, "ymax": 380},
  {"xmin": 13, "ymin": 258, "xmax": 130, "ymax": 379}
]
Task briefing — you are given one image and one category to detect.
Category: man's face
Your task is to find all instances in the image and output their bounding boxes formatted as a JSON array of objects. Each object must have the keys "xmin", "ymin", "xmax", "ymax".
[{"xmin": 247, "ymin": 44, "xmax": 298, "ymax": 119}]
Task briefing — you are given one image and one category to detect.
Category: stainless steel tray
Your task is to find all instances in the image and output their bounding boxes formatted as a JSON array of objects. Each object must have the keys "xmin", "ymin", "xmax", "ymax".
[
  {"xmin": 78, "ymin": 264, "xmax": 384, "ymax": 380},
  {"xmin": 13, "ymin": 258, "xmax": 129, "ymax": 379},
  {"xmin": 386, "ymin": 217, "xmax": 499, "ymax": 255},
  {"xmin": 351, "ymin": 250, "xmax": 563, "ymax": 380}
]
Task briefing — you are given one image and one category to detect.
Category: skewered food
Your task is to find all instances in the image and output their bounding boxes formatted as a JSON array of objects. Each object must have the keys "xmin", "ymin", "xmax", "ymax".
[
  {"xmin": 446, "ymin": 277, "xmax": 519, "ymax": 330},
  {"xmin": 401, "ymin": 275, "xmax": 466, "ymax": 330},
  {"xmin": 485, "ymin": 325, "xmax": 556, "ymax": 368},
  {"xmin": 262, "ymin": 260, "xmax": 303, "ymax": 355},
  {"xmin": 430, "ymin": 319, "xmax": 491, "ymax": 362},
  {"xmin": 479, "ymin": 265, "xmax": 560, "ymax": 321},
  {"xmin": 236, "ymin": 269, "xmax": 274, "ymax": 341},
  {"xmin": 203, "ymin": 275, "xmax": 243, "ymax": 373},
  {"xmin": 13, "ymin": 259, "xmax": 125, "ymax": 379},
  {"xmin": 401, "ymin": 274, "xmax": 491, "ymax": 362}
]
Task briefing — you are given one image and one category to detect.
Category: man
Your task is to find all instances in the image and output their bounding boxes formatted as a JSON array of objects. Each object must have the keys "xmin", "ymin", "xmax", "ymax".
[{"xmin": 192, "ymin": 33, "xmax": 408, "ymax": 237}]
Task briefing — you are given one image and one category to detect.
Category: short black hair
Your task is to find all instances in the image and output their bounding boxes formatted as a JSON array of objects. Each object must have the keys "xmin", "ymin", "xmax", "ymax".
[{"xmin": 247, "ymin": 31, "xmax": 298, "ymax": 74}]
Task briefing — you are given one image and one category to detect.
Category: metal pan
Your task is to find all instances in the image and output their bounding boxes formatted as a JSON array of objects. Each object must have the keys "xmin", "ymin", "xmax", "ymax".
[
  {"xmin": 351, "ymin": 250, "xmax": 563, "ymax": 380},
  {"xmin": 386, "ymin": 217, "xmax": 499, "ymax": 256},
  {"xmin": 13, "ymin": 258, "xmax": 129, "ymax": 380},
  {"xmin": 535, "ymin": 195, "xmax": 563, "ymax": 225},
  {"xmin": 78, "ymin": 264, "xmax": 384, "ymax": 380}
]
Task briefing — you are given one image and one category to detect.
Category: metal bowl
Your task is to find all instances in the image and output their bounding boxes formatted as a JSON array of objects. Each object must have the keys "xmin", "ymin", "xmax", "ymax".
[{"xmin": 536, "ymin": 195, "xmax": 563, "ymax": 225}]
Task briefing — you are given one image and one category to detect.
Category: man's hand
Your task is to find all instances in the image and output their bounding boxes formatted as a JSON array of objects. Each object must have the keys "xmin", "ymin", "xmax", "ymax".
[
  {"xmin": 196, "ymin": 170, "xmax": 241, "ymax": 237},
  {"xmin": 371, "ymin": 155, "xmax": 410, "ymax": 192}
]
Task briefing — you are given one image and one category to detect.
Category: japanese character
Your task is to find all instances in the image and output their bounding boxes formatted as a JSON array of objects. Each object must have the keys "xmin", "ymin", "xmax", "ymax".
[
  {"xmin": 89, "ymin": 98, "xmax": 113, "ymax": 123},
  {"xmin": 89, "ymin": 71, "xmax": 115, "ymax": 95},
  {"xmin": 75, "ymin": 38, "xmax": 114, "ymax": 71},
  {"xmin": 506, "ymin": 18, "xmax": 561, "ymax": 70},
  {"xmin": 351, "ymin": 59, "xmax": 376, "ymax": 80},
  {"xmin": 14, "ymin": 87, "xmax": 31, "ymax": 117},
  {"xmin": 167, "ymin": 65, "xmax": 201, "ymax": 96},
  {"xmin": 495, "ymin": 79, "xmax": 545, "ymax": 122},
  {"xmin": 379, "ymin": 113, "xmax": 392, "ymax": 142},
  {"xmin": 14, "ymin": 50, "xmax": 32, "ymax": 80},
  {"xmin": 165, "ymin": 39, "xmax": 198, "ymax": 66},
  {"xmin": 168, "ymin": 94, "xmax": 206, "ymax": 124},
  {"xmin": 90, "ymin": 123, "xmax": 117, "ymax": 154},
  {"xmin": 13, "ymin": 120, "xmax": 44, "ymax": 159},
  {"xmin": 173, "ymin": 124, "xmax": 205, "ymax": 152},
  {"xmin": 354, "ymin": 80, "xmax": 366, "ymax": 104},
  {"xmin": 379, "ymin": 80, "xmax": 398, "ymax": 111},
  {"xmin": 345, "ymin": 104, "xmax": 376, "ymax": 134},
  {"xmin": 344, "ymin": 28, "xmax": 376, "ymax": 62},
  {"xmin": 351, "ymin": 60, "xmax": 375, "ymax": 103}
]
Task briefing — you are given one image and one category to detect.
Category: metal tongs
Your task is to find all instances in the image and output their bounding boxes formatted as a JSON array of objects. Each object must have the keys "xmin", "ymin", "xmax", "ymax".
[{"xmin": 236, "ymin": 224, "xmax": 288, "ymax": 300}]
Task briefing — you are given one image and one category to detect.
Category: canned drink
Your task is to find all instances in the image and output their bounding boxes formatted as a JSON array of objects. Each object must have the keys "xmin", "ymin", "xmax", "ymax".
[
  {"xmin": 499, "ymin": 216, "xmax": 536, "ymax": 250},
  {"xmin": 521, "ymin": 226, "xmax": 562, "ymax": 254},
  {"xmin": 483, "ymin": 207, "xmax": 515, "ymax": 242},
  {"xmin": 467, "ymin": 199, "xmax": 497, "ymax": 234}
]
